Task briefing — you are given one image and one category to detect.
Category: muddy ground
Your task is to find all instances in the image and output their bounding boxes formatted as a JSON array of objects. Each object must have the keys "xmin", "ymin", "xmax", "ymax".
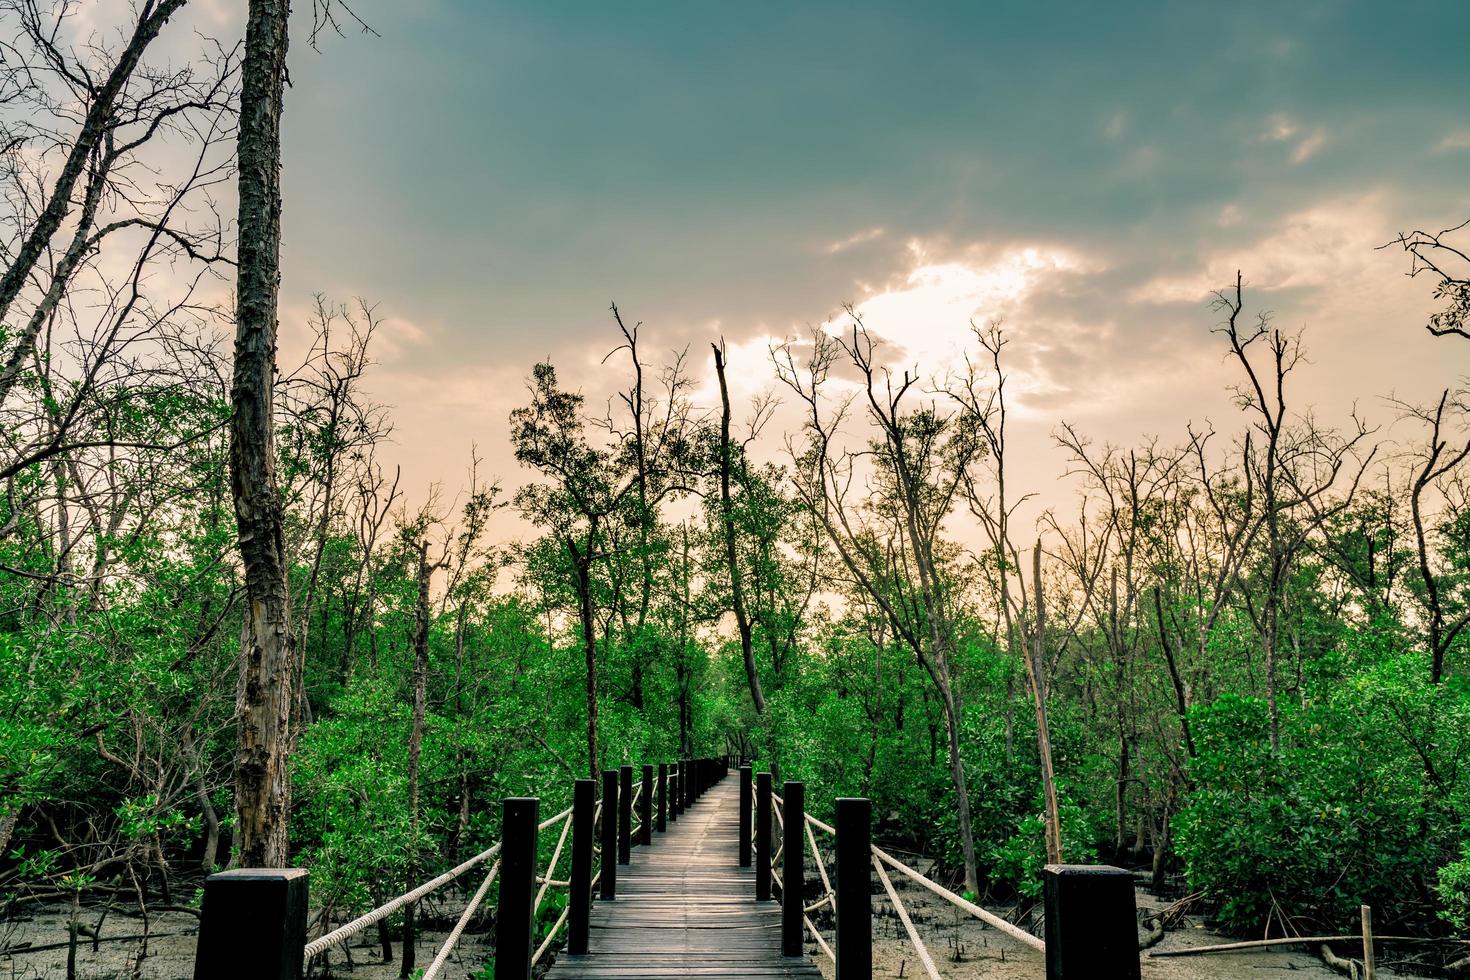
[
  {"xmin": 806, "ymin": 882, "xmax": 1385, "ymax": 980},
  {"xmin": 0, "ymin": 883, "xmax": 1403, "ymax": 979}
]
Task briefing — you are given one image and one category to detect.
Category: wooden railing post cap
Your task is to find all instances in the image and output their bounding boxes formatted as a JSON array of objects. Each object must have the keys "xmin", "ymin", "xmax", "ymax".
[
  {"xmin": 1042, "ymin": 863, "xmax": 1130, "ymax": 878},
  {"xmin": 207, "ymin": 867, "xmax": 308, "ymax": 882},
  {"xmin": 1042, "ymin": 864, "xmax": 1140, "ymax": 980},
  {"xmin": 195, "ymin": 868, "xmax": 309, "ymax": 980}
]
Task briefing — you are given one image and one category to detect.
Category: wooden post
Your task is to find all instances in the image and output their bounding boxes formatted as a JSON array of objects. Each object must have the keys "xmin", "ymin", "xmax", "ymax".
[
  {"xmin": 755, "ymin": 771, "xmax": 773, "ymax": 901},
  {"xmin": 193, "ymin": 868, "xmax": 307, "ymax": 980},
  {"xmin": 835, "ymin": 798, "xmax": 871, "ymax": 980},
  {"xmin": 600, "ymin": 770, "xmax": 617, "ymax": 899},
  {"xmin": 738, "ymin": 766, "xmax": 753, "ymax": 867},
  {"xmin": 568, "ymin": 780, "xmax": 594, "ymax": 955},
  {"xmin": 657, "ymin": 762, "xmax": 668, "ymax": 832},
  {"xmin": 670, "ymin": 763, "xmax": 681, "ymax": 820},
  {"xmin": 1042, "ymin": 865, "xmax": 1140, "ymax": 980},
  {"xmin": 1361, "ymin": 905, "xmax": 1375, "ymax": 980},
  {"xmin": 782, "ymin": 781, "xmax": 805, "ymax": 956},
  {"xmin": 639, "ymin": 764, "xmax": 653, "ymax": 846},
  {"xmin": 495, "ymin": 797, "xmax": 538, "ymax": 980},
  {"xmin": 618, "ymin": 764, "xmax": 633, "ymax": 864}
]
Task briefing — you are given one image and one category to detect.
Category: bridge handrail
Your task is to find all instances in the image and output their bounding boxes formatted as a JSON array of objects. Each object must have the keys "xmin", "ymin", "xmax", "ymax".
[
  {"xmin": 303, "ymin": 838, "xmax": 506, "ymax": 959},
  {"xmin": 196, "ymin": 756, "xmax": 736, "ymax": 980},
  {"xmin": 421, "ymin": 857, "xmax": 503, "ymax": 980},
  {"xmin": 870, "ymin": 844, "xmax": 1045, "ymax": 952},
  {"xmin": 739, "ymin": 763, "xmax": 1140, "ymax": 980},
  {"xmin": 796, "ymin": 799, "xmax": 1044, "ymax": 952}
]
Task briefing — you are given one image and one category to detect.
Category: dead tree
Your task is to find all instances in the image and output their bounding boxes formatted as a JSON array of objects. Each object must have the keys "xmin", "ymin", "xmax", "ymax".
[{"xmin": 230, "ymin": 0, "xmax": 293, "ymax": 867}]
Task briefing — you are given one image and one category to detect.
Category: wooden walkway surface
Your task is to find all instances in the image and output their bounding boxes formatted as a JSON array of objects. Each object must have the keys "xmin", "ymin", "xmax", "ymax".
[{"xmin": 545, "ymin": 777, "xmax": 824, "ymax": 979}]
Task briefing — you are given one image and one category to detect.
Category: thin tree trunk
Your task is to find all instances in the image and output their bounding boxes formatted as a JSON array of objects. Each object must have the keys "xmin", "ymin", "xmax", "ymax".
[
  {"xmin": 713, "ymin": 344, "xmax": 767, "ymax": 715},
  {"xmin": 0, "ymin": 0, "xmax": 188, "ymax": 361},
  {"xmin": 401, "ymin": 541, "xmax": 431, "ymax": 978},
  {"xmin": 1029, "ymin": 544, "xmax": 1064, "ymax": 866},
  {"xmin": 230, "ymin": 0, "xmax": 293, "ymax": 869},
  {"xmin": 570, "ymin": 539, "xmax": 600, "ymax": 783}
]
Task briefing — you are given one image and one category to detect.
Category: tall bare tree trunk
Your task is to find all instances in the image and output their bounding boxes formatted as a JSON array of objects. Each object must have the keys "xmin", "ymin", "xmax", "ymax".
[
  {"xmin": 1029, "ymin": 544, "xmax": 1064, "ymax": 866},
  {"xmin": 713, "ymin": 343, "xmax": 767, "ymax": 716},
  {"xmin": 230, "ymin": 0, "xmax": 293, "ymax": 868},
  {"xmin": 569, "ymin": 537, "xmax": 600, "ymax": 783},
  {"xmin": 401, "ymin": 541, "xmax": 431, "ymax": 977}
]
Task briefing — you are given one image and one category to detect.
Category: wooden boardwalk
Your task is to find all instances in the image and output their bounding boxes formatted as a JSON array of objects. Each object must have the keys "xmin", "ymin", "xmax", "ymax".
[{"xmin": 546, "ymin": 777, "xmax": 824, "ymax": 979}]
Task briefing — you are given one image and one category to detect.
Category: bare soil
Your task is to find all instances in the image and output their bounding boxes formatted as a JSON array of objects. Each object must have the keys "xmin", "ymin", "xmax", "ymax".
[
  {"xmin": 807, "ymin": 882, "xmax": 1387, "ymax": 980},
  {"xmin": 1, "ymin": 886, "xmax": 1391, "ymax": 979},
  {"xmin": 0, "ymin": 904, "xmax": 494, "ymax": 979}
]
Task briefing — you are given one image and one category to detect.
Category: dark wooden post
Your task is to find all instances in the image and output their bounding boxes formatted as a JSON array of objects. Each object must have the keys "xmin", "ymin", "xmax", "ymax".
[
  {"xmin": 639, "ymin": 764, "xmax": 654, "ymax": 846},
  {"xmin": 600, "ymin": 769, "xmax": 617, "ymax": 899},
  {"xmin": 670, "ymin": 763, "xmax": 681, "ymax": 820},
  {"xmin": 835, "ymin": 797, "xmax": 871, "ymax": 980},
  {"xmin": 657, "ymin": 762, "xmax": 668, "ymax": 832},
  {"xmin": 618, "ymin": 764, "xmax": 633, "ymax": 864},
  {"xmin": 1042, "ymin": 865, "xmax": 1141, "ymax": 980},
  {"xmin": 495, "ymin": 797, "xmax": 538, "ymax": 980},
  {"xmin": 193, "ymin": 868, "xmax": 308, "ymax": 980},
  {"xmin": 738, "ymin": 766, "xmax": 753, "ymax": 867},
  {"xmin": 755, "ymin": 771, "xmax": 772, "ymax": 901},
  {"xmin": 568, "ymin": 779, "xmax": 594, "ymax": 955},
  {"xmin": 782, "ymin": 781, "xmax": 805, "ymax": 956}
]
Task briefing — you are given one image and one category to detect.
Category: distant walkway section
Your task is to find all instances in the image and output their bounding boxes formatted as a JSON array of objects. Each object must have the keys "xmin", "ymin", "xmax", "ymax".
[{"xmin": 545, "ymin": 778, "xmax": 823, "ymax": 979}]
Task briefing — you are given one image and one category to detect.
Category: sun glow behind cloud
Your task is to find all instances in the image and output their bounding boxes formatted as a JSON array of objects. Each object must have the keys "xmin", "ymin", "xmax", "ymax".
[{"xmin": 822, "ymin": 240, "xmax": 1095, "ymax": 409}]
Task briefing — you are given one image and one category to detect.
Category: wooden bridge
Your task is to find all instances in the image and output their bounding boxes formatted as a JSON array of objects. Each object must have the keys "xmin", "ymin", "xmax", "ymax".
[
  {"xmin": 546, "ymin": 776, "xmax": 822, "ymax": 979},
  {"xmin": 191, "ymin": 757, "xmax": 1144, "ymax": 980}
]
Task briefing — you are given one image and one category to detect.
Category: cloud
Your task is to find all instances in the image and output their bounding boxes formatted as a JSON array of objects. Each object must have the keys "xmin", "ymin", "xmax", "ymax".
[
  {"xmin": 1130, "ymin": 194, "xmax": 1389, "ymax": 303},
  {"xmin": 825, "ymin": 227, "xmax": 886, "ymax": 254},
  {"xmin": 835, "ymin": 239, "xmax": 1094, "ymax": 367},
  {"xmin": 1291, "ymin": 129, "xmax": 1328, "ymax": 164},
  {"xmin": 1265, "ymin": 114, "xmax": 1299, "ymax": 142},
  {"xmin": 1436, "ymin": 129, "xmax": 1470, "ymax": 153},
  {"xmin": 1263, "ymin": 114, "xmax": 1327, "ymax": 164}
]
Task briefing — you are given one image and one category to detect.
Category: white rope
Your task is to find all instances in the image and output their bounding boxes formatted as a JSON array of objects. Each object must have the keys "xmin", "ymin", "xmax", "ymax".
[
  {"xmin": 535, "ymin": 809, "xmax": 574, "ymax": 913},
  {"xmin": 532, "ymin": 904, "xmax": 570, "ymax": 966},
  {"xmin": 420, "ymin": 859, "xmax": 501, "ymax": 980},
  {"xmin": 304, "ymin": 840, "xmax": 504, "ymax": 960},
  {"xmin": 805, "ymin": 812, "xmax": 835, "ymax": 835},
  {"xmin": 874, "ymin": 854, "xmax": 943, "ymax": 980},
  {"xmin": 871, "ymin": 845, "xmax": 1045, "ymax": 952},
  {"xmin": 805, "ymin": 914, "xmax": 836, "ymax": 962},
  {"xmin": 539, "ymin": 805, "xmax": 573, "ymax": 832},
  {"xmin": 805, "ymin": 819, "xmax": 835, "ymax": 919}
]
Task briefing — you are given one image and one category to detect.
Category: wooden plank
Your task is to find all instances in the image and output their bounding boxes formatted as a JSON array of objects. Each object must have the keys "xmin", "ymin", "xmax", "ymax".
[{"xmin": 544, "ymin": 780, "xmax": 824, "ymax": 979}]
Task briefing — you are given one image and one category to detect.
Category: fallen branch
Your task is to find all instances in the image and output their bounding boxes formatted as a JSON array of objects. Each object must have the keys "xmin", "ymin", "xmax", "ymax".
[
  {"xmin": 1320, "ymin": 942, "xmax": 1359, "ymax": 978},
  {"xmin": 1149, "ymin": 935, "xmax": 1461, "ymax": 957},
  {"xmin": 0, "ymin": 931, "xmax": 189, "ymax": 957}
]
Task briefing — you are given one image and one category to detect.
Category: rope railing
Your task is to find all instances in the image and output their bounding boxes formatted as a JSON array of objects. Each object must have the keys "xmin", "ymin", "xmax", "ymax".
[
  {"xmin": 194, "ymin": 755, "xmax": 737, "ymax": 980},
  {"xmin": 420, "ymin": 859, "xmax": 502, "ymax": 980},
  {"xmin": 734, "ymin": 762, "xmax": 1143, "ymax": 980},
  {"xmin": 303, "ymin": 839, "xmax": 505, "ymax": 960},
  {"xmin": 873, "ymin": 852, "xmax": 942, "ymax": 980},
  {"xmin": 871, "ymin": 845, "xmax": 1046, "ymax": 952}
]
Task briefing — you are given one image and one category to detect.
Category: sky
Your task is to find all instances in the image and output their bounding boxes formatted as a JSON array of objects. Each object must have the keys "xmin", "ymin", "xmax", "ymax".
[{"xmin": 191, "ymin": 0, "xmax": 1470, "ymax": 525}]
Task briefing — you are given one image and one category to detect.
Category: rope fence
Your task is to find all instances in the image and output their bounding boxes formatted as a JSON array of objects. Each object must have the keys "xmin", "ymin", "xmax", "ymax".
[
  {"xmin": 192, "ymin": 756, "xmax": 736, "ymax": 980},
  {"xmin": 737, "ymin": 762, "xmax": 1142, "ymax": 980}
]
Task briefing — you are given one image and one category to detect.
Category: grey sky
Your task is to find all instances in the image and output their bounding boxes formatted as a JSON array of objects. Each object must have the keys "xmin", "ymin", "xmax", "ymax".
[{"xmin": 224, "ymin": 0, "xmax": 1470, "ymax": 518}]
